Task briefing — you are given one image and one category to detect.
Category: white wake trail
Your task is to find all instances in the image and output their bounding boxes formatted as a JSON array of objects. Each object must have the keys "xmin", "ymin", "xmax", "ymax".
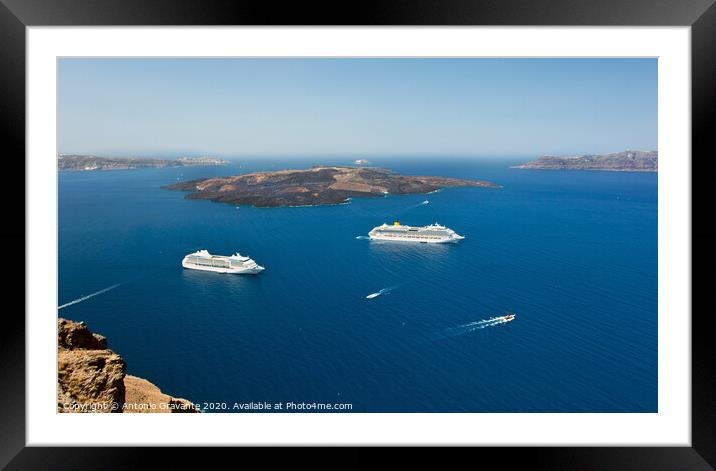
[
  {"xmin": 406, "ymin": 199, "xmax": 430, "ymax": 210},
  {"xmin": 58, "ymin": 283, "xmax": 122, "ymax": 310},
  {"xmin": 438, "ymin": 316, "xmax": 513, "ymax": 338}
]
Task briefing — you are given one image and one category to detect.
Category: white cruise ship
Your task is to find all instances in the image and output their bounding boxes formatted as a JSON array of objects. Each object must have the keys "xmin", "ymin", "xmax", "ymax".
[
  {"xmin": 182, "ymin": 250, "xmax": 264, "ymax": 274},
  {"xmin": 368, "ymin": 221, "xmax": 465, "ymax": 243}
]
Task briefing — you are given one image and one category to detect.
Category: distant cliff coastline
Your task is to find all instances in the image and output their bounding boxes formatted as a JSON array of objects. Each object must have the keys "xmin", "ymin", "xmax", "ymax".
[
  {"xmin": 512, "ymin": 150, "xmax": 657, "ymax": 172},
  {"xmin": 57, "ymin": 318, "xmax": 197, "ymax": 413},
  {"xmin": 58, "ymin": 154, "xmax": 229, "ymax": 171},
  {"xmin": 164, "ymin": 165, "xmax": 500, "ymax": 208}
]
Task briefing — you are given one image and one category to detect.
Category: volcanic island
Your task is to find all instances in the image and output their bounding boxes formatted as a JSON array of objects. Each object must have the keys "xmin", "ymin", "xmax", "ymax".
[{"xmin": 163, "ymin": 165, "xmax": 500, "ymax": 208}]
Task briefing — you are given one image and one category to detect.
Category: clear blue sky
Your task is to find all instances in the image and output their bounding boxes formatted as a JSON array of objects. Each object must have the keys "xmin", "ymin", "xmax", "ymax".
[{"xmin": 58, "ymin": 58, "xmax": 657, "ymax": 158}]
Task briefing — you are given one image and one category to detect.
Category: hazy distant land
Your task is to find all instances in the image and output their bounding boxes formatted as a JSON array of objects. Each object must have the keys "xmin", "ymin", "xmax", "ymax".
[
  {"xmin": 164, "ymin": 165, "xmax": 500, "ymax": 208},
  {"xmin": 512, "ymin": 151, "xmax": 657, "ymax": 172},
  {"xmin": 58, "ymin": 154, "xmax": 229, "ymax": 171}
]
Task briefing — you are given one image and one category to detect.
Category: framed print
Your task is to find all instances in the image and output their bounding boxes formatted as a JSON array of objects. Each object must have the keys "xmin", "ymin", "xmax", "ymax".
[{"xmin": 2, "ymin": 0, "xmax": 711, "ymax": 468}]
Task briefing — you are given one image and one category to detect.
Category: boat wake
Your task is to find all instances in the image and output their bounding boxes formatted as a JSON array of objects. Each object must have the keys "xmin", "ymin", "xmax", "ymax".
[
  {"xmin": 436, "ymin": 314, "xmax": 516, "ymax": 338},
  {"xmin": 406, "ymin": 200, "xmax": 430, "ymax": 210},
  {"xmin": 355, "ymin": 236, "xmax": 370, "ymax": 240},
  {"xmin": 58, "ymin": 283, "xmax": 122, "ymax": 310},
  {"xmin": 366, "ymin": 286, "xmax": 398, "ymax": 299}
]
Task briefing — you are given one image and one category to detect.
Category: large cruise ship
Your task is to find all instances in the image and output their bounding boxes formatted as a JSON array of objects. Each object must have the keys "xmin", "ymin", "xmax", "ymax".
[
  {"xmin": 368, "ymin": 221, "xmax": 465, "ymax": 243},
  {"xmin": 182, "ymin": 250, "xmax": 264, "ymax": 274}
]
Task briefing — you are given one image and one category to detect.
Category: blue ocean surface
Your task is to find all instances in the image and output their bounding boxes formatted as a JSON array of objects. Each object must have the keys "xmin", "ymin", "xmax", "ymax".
[{"xmin": 58, "ymin": 158, "xmax": 657, "ymax": 412}]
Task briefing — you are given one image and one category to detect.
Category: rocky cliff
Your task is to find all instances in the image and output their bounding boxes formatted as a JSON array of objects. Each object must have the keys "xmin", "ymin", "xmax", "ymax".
[
  {"xmin": 511, "ymin": 150, "xmax": 657, "ymax": 172},
  {"xmin": 57, "ymin": 318, "xmax": 197, "ymax": 413},
  {"xmin": 58, "ymin": 154, "xmax": 228, "ymax": 171}
]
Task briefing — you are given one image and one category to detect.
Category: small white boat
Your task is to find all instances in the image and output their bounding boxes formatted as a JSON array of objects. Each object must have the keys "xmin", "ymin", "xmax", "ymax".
[
  {"xmin": 366, "ymin": 287, "xmax": 394, "ymax": 299},
  {"xmin": 182, "ymin": 250, "xmax": 264, "ymax": 274},
  {"xmin": 491, "ymin": 313, "xmax": 516, "ymax": 323}
]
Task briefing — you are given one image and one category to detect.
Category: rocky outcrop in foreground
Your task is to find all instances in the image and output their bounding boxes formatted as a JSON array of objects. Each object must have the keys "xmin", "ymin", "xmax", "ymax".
[
  {"xmin": 164, "ymin": 165, "xmax": 500, "ymax": 208},
  {"xmin": 58, "ymin": 318, "xmax": 197, "ymax": 413},
  {"xmin": 512, "ymin": 150, "xmax": 657, "ymax": 172}
]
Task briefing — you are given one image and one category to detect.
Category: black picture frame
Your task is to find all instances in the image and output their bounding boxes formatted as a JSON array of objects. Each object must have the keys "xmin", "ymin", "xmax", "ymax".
[{"xmin": 2, "ymin": 0, "xmax": 710, "ymax": 468}]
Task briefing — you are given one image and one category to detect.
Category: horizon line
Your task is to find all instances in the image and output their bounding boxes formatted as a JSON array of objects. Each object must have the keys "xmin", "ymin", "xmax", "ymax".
[{"xmin": 57, "ymin": 149, "xmax": 658, "ymax": 159}]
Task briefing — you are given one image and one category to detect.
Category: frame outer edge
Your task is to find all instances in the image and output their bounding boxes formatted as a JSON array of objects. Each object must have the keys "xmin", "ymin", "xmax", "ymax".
[
  {"xmin": 692, "ymin": 1, "xmax": 716, "ymax": 469},
  {"xmin": 1, "ymin": 0, "xmax": 712, "ymax": 468},
  {"xmin": 0, "ymin": 1, "xmax": 27, "ymax": 470},
  {"xmin": 0, "ymin": 0, "xmax": 715, "ymax": 25}
]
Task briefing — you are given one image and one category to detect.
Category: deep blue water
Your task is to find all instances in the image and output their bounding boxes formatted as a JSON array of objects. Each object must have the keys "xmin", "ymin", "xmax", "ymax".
[{"xmin": 58, "ymin": 158, "xmax": 657, "ymax": 412}]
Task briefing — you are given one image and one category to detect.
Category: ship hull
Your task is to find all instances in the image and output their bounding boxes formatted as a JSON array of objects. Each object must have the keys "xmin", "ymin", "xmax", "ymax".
[
  {"xmin": 368, "ymin": 233, "xmax": 463, "ymax": 244},
  {"xmin": 181, "ymin": 259, "xmax": 264, "ymax": 274}
]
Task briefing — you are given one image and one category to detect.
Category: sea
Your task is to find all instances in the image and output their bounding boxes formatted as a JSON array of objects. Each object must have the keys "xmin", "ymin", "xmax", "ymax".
[{"xmin": 58, "ymin": 157, "xmax": 658, "ymax": 412}]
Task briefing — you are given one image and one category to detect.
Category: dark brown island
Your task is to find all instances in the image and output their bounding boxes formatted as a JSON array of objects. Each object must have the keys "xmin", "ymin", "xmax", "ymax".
[{"xmin": 163, "ymin": 165, "xmax": 500, "ymax": 208}]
